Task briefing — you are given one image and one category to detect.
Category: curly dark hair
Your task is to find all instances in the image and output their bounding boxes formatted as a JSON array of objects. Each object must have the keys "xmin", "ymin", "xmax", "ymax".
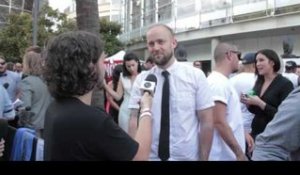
[{"xmin": 43, "ymin": 31, "xmax": 104, "ymax": 99}]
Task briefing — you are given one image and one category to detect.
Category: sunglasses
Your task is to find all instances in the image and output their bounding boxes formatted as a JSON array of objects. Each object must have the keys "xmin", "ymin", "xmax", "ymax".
[
  {"xmin": 227, "ymin": 50, "xmax": 242, "ymax": 60},
  {"xmin": 0, "ymin": 62, "xmax": 6, "ymax": 65}
]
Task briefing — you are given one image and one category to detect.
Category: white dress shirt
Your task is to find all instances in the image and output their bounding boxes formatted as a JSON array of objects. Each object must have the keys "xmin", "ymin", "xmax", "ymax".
[{"xmin": 129, "ymin": 60, "xmax": 214, "ymax": 161}]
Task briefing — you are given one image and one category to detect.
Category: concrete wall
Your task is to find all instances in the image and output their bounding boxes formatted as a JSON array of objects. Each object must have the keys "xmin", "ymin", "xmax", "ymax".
[{"xmin": 185, "ymin": 33, "xmax": 300, "ymax": 61}]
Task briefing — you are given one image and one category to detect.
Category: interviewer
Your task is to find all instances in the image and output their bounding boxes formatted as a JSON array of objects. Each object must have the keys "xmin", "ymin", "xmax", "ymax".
[{"xmin": 43, "ymin": 31, "xmax": 152, "ymax": 161}]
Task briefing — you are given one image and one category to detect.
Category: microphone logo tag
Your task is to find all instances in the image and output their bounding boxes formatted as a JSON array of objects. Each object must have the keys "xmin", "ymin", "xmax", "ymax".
[
  {"xmin": 140, "ymin": 80, "xmax": 156, "ymax": 95},
  {"xmin": 144, "ymin": 82, "xmax": 152, "ymax": 88}
]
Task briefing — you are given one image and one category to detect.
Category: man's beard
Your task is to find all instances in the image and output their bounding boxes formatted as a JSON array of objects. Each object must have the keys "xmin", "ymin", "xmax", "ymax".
[
  {"xmin": 0, "ymin": 68, "xmax": 6, "ymax": 74},
  {"xmin": 232, "ymin": 68, "xmax": 238, "ymax": 74},
  {"xmin": 153, "ymin": 51, "xmax": 173, "ymax": 67}
]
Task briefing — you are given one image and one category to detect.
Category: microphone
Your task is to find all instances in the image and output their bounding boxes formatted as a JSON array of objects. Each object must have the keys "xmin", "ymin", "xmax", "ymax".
[{"xmin": 140, "ymin": 74, "xmax": 157, "ymax": 96}]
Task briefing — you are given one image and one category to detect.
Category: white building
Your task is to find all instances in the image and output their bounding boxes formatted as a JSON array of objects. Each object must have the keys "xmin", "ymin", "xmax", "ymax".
[
  {"xmin": 0, "ymin": 0, "xmax": 47, "ymax": 27},
  {"xmin": 120, "ymin": 0, "xmax": 300, "ymax": 73},
  {"xmin": 63, "ymin": 0, "xmax": 123, "ymax": 24}
]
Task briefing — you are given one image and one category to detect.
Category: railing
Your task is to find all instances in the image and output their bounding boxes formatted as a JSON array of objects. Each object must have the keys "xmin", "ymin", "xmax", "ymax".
[{"xmin": 120, "ymin": 0, "xmax": 300, "ymax": 45}]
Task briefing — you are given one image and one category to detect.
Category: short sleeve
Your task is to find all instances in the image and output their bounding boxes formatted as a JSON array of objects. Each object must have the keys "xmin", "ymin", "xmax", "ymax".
[
  {"xmin": 97, "ymin": 116, "xmax": 139, "ymax": 160},
  {"xmin": 195, "ymin": 70, "xmax": 215, "ymax": 110},
  {"xmin": 207, "ymin": 73, "xmax": 230, "ymax": 106},
  {"xmin": 128, "ymin": 72, "xmax": 148, "ymax": 109}
]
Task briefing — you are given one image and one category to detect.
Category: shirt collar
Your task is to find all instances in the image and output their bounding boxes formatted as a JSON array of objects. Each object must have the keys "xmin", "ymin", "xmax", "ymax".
[
  {"xmin": 0, "ymin": 71, "xmax": 7, "ymax": 77},
  {"xmin": 153, "ymin": 59, "xmax": 179, "ymax": 76}
]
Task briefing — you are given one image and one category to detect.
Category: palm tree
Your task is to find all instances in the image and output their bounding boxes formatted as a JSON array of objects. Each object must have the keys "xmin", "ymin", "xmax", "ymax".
[
  {"xmin": 76, "ymin": 0, "xmax": 105, "ymax": 110},
  {"xmin": 75, "ymin": 0, "xmax": 100, "ymax": 35}
]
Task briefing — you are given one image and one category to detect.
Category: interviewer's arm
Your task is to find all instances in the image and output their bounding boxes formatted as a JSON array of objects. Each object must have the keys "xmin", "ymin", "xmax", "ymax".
[{"xmin": 133, "ymin": 93, "xmax": 153, "ymax": 161}]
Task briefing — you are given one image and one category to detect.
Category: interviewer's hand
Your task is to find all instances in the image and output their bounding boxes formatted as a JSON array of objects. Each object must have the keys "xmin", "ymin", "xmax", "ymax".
[
  {"xmin": 140, "ymin": 92, "xmax": 153, "ymax": 110},
  {"xmin": 0, "ymin": 138, "xmax": 5, "ymax": 157}
]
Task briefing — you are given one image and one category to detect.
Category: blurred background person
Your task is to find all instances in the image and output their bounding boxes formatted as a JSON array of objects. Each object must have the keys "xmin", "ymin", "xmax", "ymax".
[
  {"xmin": 104, "ymin": 52, "xmax": 142, "ymax": 133},
  {"xmin": 105, "ymin": 64, "xmax": 123, "ymax": 124},
  {"xmin": 241, "ymin": 49, "xmax": 293, "ymax": 140},
  {"xmin": 230, "ymin": 52, "xmax": 257, "ymax": 158},
  {"xmin": 0, "ymin": 84, "xmax": 15, "ymax": 120},
  {"xmin": 0, "ymin": 55, "xmax": 21, "ymax": 103},
  {"xmin": 6, "ymin": 62, "xmax": 14, "ymax": 71},
  {"xmin": 282, "ymin": 60, "xmax": 299, "ymax": 88},
  {"xmin": 193, "ymin": 60, "xmax": 202, "ymax": 69},
  {"xmin": 19, "ymin": 51, "xmax": 52, "ymax": 138},
  {"xmin": 14, "ymin": 62, "xmax": 23, "ymax": 78},
  {"xmin": 142, "ymin": 56, "xmax": 155, "ymax": 70}
]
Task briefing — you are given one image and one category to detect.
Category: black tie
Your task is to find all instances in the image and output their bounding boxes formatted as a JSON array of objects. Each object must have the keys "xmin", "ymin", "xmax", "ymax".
[
  {"xmin": 0, "ymin": 73, "xmax": 7, "ymax": 77},
  {"xmin": 158, "ymin": 71, "xmax": 170, "ymax": 161}
]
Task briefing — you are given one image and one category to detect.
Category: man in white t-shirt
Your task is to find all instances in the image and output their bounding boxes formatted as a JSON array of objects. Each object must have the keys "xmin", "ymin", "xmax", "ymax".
[
  {"xmin": 282, "ymin": 60, "xmax": 299, "ymax": 88},
  {"xmin": 230, "ymin": 52, "xmax": 257, "ymax": 157},
  {"xmin": 207, "ymin": 42, "xmax": 247, "ymax": 161}
]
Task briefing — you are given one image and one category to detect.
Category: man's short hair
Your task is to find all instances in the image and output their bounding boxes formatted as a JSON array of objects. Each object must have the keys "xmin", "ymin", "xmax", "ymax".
[
  {"xmin": 44, "ymin": 31, "xmax": 104, "ymax": 99},
  {"xmin": 147, "ymin": 23, "xmax": 175, "ymax": 37}
]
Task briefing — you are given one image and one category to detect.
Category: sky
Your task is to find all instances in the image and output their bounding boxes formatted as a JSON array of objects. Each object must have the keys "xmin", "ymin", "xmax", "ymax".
[{"xmin": 48, "ymin": 0, "xmax": 73, "ymax": 12}]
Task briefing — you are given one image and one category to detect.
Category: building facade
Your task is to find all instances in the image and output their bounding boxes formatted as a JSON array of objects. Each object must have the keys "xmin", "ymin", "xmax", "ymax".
[
  {"xmin": 64, "ymin": 0, "xmax": 123, "ymax": 24},
  {"xmin": 120, "ymin": 0, "xmax": 300, "ymax": 72},
  {"xmin": 0, "ymin": 0, "xmax": 47, "ymax": 27}
]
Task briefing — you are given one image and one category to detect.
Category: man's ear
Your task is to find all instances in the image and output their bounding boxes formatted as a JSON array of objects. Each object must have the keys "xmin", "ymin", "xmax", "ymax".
[{"xmin": 172, "ymin": 38, "xmax": 177, "ymax": 49}]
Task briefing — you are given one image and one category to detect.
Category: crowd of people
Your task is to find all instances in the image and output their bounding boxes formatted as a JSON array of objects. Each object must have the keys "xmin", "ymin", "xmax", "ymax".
[{"xmin": 1, "ymin": 23, "xmax": 300, "ymax": 161}]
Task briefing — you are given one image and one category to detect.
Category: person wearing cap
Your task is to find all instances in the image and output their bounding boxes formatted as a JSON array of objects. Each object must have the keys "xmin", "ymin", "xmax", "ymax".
[
  {"xmin": 230, "ymin": 52, "xmax": 257, "ymax": 159},
  {"xmin": 282, "ymin": 60, "xmax": 299, "ymax": 88}
]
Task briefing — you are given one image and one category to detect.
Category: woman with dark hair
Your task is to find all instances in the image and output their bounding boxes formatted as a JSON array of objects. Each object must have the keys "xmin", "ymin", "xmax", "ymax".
[
  {"xmin": 43, "ymin": 31, "xmax": 152, "ymax": 161},
  {"xmin": 105, "ymin": 64, "xmax": 123, "ymax": 123},
  {"xmin": 104, "ymin": 52, "xmax": 142, "ymax": 133},
  {"xmin": 241, "ymin": 49, "xmax": 293, "ymax": 140}
]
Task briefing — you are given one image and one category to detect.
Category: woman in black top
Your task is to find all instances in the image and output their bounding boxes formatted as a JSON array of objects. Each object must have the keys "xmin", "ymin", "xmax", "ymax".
[{"xmin": 241, "ymin": 49, "xmax": 293, "ymax": 139}]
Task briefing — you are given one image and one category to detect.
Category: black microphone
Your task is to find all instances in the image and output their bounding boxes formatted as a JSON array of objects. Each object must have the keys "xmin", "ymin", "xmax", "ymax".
[{"xmin": 140, "ymin": 74, "xmax": 157, "ymax": 96}]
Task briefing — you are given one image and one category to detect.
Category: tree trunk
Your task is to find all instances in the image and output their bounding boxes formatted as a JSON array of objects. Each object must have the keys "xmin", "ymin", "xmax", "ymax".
[
  {"xmin": 76, "ymin": 0, "xmax": 105, "ymax": 110},
  {"xmin": 75, "ymin": 0, "xmax": 100, "ymax": 35}
]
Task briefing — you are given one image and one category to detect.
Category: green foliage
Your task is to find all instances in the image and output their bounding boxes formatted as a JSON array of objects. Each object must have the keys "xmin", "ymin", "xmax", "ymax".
[
  {"xmin": 99, "ymin": 18, "xmax": 123, "ymax": 56},
  {"xmin": 0, "ymin": 13, "xmax": 32, "ymax": 62},
  {"xmin": 0, "ymin": 4, "xmax": 123, "ymax": 62},
  {"xmin": 0, "ymin": 4, "xmax": 70, "ymax": 62}
]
